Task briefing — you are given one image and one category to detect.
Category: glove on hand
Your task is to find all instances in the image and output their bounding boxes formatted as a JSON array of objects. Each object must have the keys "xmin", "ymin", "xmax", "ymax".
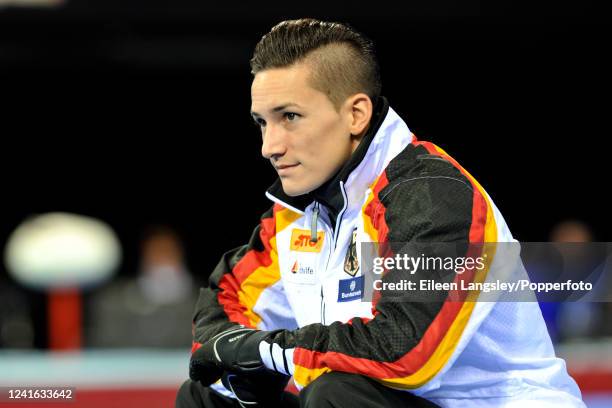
[{"xmin": 189, "ymin": 327, "xmax": 274, "ymax": 386}]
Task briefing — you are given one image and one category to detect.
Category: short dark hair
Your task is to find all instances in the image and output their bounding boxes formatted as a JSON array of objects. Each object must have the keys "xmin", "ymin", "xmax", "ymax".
[{"xmin": 250, "ymin": 18, "xmax": 382, "ymax": 109}]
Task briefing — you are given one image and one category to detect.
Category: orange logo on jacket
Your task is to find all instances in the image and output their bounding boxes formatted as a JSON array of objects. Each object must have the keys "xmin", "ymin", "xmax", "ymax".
[{"xmin": 290, "ymin": 229, "xmax": 325, "ymax": 253}]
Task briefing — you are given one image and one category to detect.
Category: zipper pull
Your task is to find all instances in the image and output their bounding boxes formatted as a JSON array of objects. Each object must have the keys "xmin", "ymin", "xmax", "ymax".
[{"xmin": 310, "ymin": 203, "xmax": 320, "ymax": 243}]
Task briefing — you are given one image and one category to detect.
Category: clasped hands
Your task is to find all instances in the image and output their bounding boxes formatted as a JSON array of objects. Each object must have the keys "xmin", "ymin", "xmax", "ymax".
[{"xmin": 189, "ymin": 326, "xmax": 289, "ymax": 405}]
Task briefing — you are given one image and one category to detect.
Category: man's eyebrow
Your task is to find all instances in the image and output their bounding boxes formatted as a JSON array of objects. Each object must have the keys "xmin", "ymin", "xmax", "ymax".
[{"xmin": 251, "ymin": 103, "xmax": 302, "ymax": 117}]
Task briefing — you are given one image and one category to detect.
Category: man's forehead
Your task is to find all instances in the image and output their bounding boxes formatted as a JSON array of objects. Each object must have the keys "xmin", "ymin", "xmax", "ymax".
[{"xmin": 250, "ymin": 64, "xmax": 315, "ymax": 113}]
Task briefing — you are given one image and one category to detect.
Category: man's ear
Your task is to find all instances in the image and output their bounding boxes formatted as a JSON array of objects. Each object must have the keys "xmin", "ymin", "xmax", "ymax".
[{"xmin": 346, "ymin": 93, "xmax": 373, "ymax": 137}]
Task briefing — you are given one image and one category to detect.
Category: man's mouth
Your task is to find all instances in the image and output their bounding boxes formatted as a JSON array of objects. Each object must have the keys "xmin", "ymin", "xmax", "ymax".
[
  {"xmin": 275, "ymin": 163, "xmax": 299, "ymax": 175},
  {"xmin": 276, "ymin": 163, "xmax": 299, "ymax": 170}
]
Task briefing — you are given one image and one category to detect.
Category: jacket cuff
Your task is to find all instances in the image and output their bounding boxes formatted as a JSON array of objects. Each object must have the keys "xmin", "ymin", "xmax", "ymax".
[{"xmin": 258, "ymin": 338, "xmax": 294, "ymax": 376}]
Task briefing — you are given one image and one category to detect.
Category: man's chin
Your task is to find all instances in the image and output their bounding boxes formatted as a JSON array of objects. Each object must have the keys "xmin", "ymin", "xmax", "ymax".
[
  {"xmin": 282, "ymin": 188, "xmax": 308, "ymax": 197},
  {"xmin": 281, "ymin": 182, "xmax": 311, "ymax": 197}
]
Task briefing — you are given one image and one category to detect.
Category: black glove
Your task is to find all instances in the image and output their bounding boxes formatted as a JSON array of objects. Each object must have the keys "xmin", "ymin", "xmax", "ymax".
[
  {"xmin": 189, "ymin": 343, "xmax": 224, "ymax": 387},
  {"xmin": 189, "ymin": 326, "xmax": 275, "ymax": 386}
]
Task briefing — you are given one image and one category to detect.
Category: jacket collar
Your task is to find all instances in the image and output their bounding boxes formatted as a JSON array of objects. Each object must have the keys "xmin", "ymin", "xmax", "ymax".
[{"xmin": 266, "ymin": 96, "xmax": 412, "ymax": 218}]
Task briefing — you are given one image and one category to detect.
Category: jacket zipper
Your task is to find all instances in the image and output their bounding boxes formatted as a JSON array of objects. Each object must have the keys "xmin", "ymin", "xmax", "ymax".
[
  {"xmin": 320, "ymin": 287, "xmax": 326, "ymax": 325},
  {"xmin": 315, "ymin": 181, "xmax": 349, "ymax": 326},
  {"xmin": 333, "ymin": 181, "xmax": 349, "ymax": 250},
  {"xmin": 310, "ymin": 202, "xmax": 320, "ymax": 243},
  {"xmin": 310, "ymin": 201, "xmax": 326, "ymax": 325}
]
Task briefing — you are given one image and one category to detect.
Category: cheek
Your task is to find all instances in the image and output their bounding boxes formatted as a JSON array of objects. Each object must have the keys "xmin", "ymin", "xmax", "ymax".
[
  {"xmin": 294, "ymin": 116, "xmax": 349, "ymax": 166},
  {"xmin": 320, "ymin": 120, "xmax": 351, "ymax": 156}
]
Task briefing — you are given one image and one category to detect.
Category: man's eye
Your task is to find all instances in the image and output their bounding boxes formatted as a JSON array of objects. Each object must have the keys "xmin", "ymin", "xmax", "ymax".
[
  {"xmin": 254, "ymin": 118, "xmax": 266, "ymax": 127},
  {"xmin": 284, "ymin": 112, "xmax": 299, "ymax": 122}
]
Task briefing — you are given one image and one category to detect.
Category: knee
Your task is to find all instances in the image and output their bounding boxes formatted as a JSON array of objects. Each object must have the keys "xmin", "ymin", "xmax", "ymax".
[
  {"xmin": 178, "ymin": 378, "xmax": 193, "ymax": 393},
  {"xmin": 175, "ymin": 379, "xmax": 200, "ymax": 408},
  {"xmin": 300, "ymin": 372, "xmax": 356, "ymax": 408}
]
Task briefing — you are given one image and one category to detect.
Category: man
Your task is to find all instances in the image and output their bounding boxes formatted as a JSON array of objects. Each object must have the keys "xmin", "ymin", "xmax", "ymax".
[{"xmin": 177, "ymin": 19, "xmax": 584, "ymax": 407}]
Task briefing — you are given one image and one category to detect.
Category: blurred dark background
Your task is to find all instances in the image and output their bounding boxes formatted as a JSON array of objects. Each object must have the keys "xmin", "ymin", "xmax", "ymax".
[{"xmin": 0, "ymin": 0, "xmax": 609, "ymax": 342}]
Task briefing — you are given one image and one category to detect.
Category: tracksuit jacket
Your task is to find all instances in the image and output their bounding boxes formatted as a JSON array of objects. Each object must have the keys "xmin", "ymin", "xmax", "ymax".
[{"xmin": 192, "ymin": 97, "xmax": 585, "ymax": 406}]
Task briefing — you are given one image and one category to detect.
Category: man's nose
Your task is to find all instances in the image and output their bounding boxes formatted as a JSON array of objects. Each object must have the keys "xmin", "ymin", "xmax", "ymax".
[{"xmin": 261, "ymin": 123, "xmax": 287, "ymax": 159}]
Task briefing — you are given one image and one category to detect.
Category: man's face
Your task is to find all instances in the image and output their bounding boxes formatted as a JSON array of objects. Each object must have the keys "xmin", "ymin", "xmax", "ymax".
[{"xmin": 251, "ymin": 63, "xmax": 355, "ymax": 196}]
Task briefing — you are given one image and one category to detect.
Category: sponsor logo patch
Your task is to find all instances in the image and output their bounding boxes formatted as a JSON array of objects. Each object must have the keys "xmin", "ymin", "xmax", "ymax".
[
  {"xmin": 338, "ymin": 275, "xmax": 364, "ymax": 302},
  {"xmin": 291, "ymin": 229, "xmax": 325, "ymax": 253},
  {"xmin": 290, "ymin": 261, "xmax": 314, "ymax": 276},
  {"xmin": 286, "ymin": 260, "xmax": 317, "ymax": 285}
]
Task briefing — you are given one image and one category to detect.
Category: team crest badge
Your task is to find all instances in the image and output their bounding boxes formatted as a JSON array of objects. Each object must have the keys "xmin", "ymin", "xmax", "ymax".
[{"xmin": 343, "ymin": 229, "xmax": 359, "ymax": 276}]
